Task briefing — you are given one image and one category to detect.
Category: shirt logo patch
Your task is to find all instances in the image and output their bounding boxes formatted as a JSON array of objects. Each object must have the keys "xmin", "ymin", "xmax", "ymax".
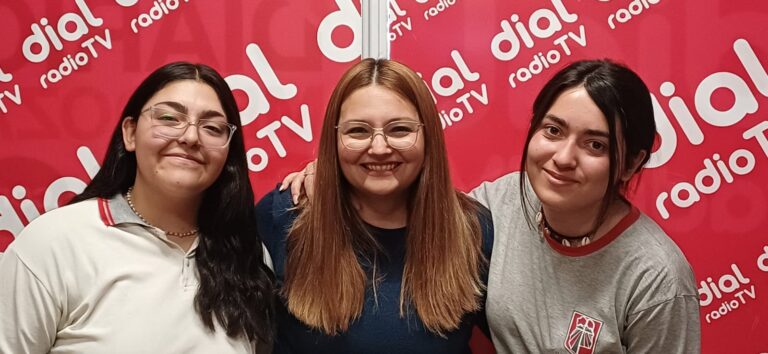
[{"xmin": 564, "ymin": 311, "xmax": 604, "ymax": 354}]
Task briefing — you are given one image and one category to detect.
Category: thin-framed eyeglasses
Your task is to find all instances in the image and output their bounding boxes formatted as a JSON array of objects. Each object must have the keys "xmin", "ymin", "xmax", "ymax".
[
  {"xmin": 336, "ymin": 120, "xmax": 423, "ymax": 150},
  {"xmin": 140, "ymin": 106, "xmax": 237, "ymax": 149}
]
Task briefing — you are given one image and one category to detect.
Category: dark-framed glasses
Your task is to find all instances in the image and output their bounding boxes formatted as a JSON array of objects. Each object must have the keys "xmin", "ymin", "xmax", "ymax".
[
  {"xmin": 140, "ymin": 106, "xmax": 237, "ymax": 149},
  {"xmin": 336, "ymin": 120, "xmax": 423, "ymax": 150}
]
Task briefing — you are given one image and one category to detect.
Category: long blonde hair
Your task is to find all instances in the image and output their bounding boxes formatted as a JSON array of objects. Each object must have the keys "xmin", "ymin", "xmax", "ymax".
[{"xmin": 284, "ymin": 58, "xmax": 486, "ymax": 336}]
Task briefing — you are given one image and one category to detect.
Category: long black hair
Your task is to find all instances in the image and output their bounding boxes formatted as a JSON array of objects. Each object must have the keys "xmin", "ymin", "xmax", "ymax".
[
  {"xmin": 519, "ymin": 59, "xmax": 656, "ymax": 233},
  {"xmin": 70, "ymin": 62, "xmax": 275, "ymax": 343}
]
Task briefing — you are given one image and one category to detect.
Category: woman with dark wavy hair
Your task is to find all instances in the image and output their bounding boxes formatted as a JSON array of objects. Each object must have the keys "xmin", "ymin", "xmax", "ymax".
[
  {"xmin": 256, "ymin": 58, "xmax": 493, "ymax": 354},
  {"xmin": 0, "ymin": 62, "xmax": 274, "ymax": 353}
]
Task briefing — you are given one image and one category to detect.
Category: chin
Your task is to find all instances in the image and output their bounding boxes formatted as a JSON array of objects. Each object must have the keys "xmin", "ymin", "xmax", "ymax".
[
  {"xmin": 165, "ymin": 178, "xmax": 214, "ymax": 193},
  {"xmin": 360, "ymin": 187, "xmax": 398, "ymax": 197},
  {"xmin": 535, "ymin": 189, "xmax": 570, "ymax": 208},
  {"xmin": 355, "ymin": 182, "xmax": 406, "ymax": 197}
]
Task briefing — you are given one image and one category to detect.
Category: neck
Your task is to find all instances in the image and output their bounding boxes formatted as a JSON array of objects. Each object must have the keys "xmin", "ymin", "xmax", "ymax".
[
  {"xmin": 130, "ymin": 182, "xmax": 201, "ymax": 234},
  {"xmin": 542, "ymin": 199, "xmax": 630, "ymax": 242},
  {"xmin": 351, "ymin": 191, "xmax": 409, "ymax": 229}
]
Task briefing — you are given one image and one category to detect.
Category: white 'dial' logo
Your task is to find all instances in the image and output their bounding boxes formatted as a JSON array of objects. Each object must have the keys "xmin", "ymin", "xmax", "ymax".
[{"xmin": 0, "ymin": 68, "xmax": 12, "ymax": 83}]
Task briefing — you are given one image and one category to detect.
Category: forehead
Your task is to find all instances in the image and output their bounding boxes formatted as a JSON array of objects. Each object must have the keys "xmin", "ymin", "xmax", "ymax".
[
  {"xmin": 145, "ymin": 80, "xmax": 223, "ymax": 111},
  {"xmin": 339, "ymin": 85, "xmax": 419, "ymax": 124},
  {"xmin": 545, "ymin": 86, "xmax": 608, "ymax": 133}
]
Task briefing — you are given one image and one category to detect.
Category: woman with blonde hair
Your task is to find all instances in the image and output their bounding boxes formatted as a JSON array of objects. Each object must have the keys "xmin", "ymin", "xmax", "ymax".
[{"xmin": 256, "ymin": 58, "xmax": 493, "ymax": 353}]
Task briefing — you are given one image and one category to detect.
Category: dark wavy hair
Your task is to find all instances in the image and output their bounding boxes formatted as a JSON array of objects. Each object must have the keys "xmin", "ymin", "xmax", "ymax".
[
  {"xmin": 520, "ymin": 59, "xmax": 656, "ymax": 233},
  {"xmin": 70, "ymin": 62, "xmax": 275, "ymax": 343}
]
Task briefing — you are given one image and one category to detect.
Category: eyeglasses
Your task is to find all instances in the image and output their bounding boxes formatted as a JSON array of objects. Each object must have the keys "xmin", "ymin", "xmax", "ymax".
[
  {"xmin": 140, "ymin": 106, "xmax": 237, "ymax": 149},
  {"xmin": 336, "ymin": 120, "xmax": 423, "ymax": 150}
]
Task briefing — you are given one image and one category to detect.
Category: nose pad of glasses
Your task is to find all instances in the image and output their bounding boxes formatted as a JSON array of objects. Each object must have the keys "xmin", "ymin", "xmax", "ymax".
[{"xmin": 369, "ymin": 132, "xmax": 391, "ymax": 150}]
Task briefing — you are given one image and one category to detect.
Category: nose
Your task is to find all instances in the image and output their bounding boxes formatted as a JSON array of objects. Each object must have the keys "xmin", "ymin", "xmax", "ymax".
[
  {"xmin": 368, "ymin": 132, "xmax": 392, "ymax": 155},
  {"xmin": 177, "ymin": 121, "xmax": 200, "ymax": 146},
  {"xmin": 552, "ymin": 140, "xmax": 577, "ymax": 169}
]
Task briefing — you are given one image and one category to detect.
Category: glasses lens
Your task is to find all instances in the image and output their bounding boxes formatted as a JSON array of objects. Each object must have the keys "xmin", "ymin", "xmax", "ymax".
[
  {"xmin": 197, "ymin": 120, "xmax": 233, "ymax": 148},
  {"xmin": 149, "ymin": 108, "xmax": 187, "ymax": 138},
  {"xmin": 338, "ymin": 122, "xmax": 373, "ymax": 150},
  {"xmin": 384, "ymin": 121, "xmax": 420, "ymax": 149}
]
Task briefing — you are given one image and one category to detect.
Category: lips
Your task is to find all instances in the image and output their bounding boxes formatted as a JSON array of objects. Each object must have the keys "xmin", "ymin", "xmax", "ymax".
[
  {"xmin": 361, "ymin": 162, "xmax": 401, "ymax": 172},
  {"xmin": 165, "ymin": 153, "xmax": 203, "ymax": 164},
  {"xmin": 543, "ymin": 168, "xmax": 578, "ymax": 184}
]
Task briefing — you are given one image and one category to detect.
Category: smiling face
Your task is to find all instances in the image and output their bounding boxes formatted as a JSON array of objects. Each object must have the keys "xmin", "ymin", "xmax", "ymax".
[
  {"xmin": 122, "ymin": 80, "xmax": 229, "ymax": 198},
  {"xmin": 337, "ymin": 85, "xmax": 425, "ymax": 202},
  {"xmin": 526, "ymin": 86, "xmax": 615, "ymax": 215}
]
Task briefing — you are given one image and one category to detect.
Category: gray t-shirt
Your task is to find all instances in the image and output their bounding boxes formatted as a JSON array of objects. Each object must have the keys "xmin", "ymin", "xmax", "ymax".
[{"xmin": 470, "ymin": 171, "xmax": 700, "ymax": 354}]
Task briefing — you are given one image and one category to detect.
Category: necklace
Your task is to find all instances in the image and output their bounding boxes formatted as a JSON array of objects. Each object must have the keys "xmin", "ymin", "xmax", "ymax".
[
  {"xmin": 125, "ymin": 187, "xmax": 199, "ymax": 238},
  {"xmin": 536, "ymin": 209, "xmax": 593, "ymax": 247}
]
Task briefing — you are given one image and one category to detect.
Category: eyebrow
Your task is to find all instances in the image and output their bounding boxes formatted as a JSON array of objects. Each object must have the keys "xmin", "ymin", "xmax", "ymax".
[
  {"xmin": 154, "ymin": 101, "xmax": 226, "ymax": 120},
  {"xmin": 342, "ymin": 117, "xmax": 420, "ymax": 125},
  {"xmin": 543, "ymin": 114, "xmax": 609, "ymax": 138}
]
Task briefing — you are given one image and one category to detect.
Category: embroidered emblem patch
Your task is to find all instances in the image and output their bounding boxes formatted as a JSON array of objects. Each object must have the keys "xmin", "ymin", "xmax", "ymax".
[{"xmin": 564, "ymin": 311, "xmax": 604, "ymax": 354}]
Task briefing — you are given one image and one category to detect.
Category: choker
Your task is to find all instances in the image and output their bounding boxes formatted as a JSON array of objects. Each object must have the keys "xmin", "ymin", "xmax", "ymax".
[
  {"xmin": 125, "ymin": 187, "xmax": 199, "ymax": 238},
  {"xmin": 536, "ymin": 209, "xmax": 593, "ymax": 247}
]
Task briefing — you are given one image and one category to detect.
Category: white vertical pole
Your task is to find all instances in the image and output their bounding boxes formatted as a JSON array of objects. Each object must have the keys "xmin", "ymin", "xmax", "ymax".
[{"xmin": 361, "ymin": 0, "xmax": 390, "ymax": 59}]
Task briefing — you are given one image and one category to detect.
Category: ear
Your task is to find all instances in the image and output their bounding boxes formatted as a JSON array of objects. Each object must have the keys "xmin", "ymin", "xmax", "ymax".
[
  {"xmin": 122, "ymin": 117, "xmax": 137, "ymax": 152},
  {"xmin": 621, "ymin": 150, "xmax": 647, "ymax": 182}
]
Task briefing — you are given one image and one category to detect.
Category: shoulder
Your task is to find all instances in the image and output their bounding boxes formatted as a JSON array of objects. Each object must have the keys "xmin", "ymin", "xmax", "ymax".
[
  {"xmin": 3, "ymin": 199, "xmax": 101, "ymax": 280},
  {"xmin": 10, "ymin": 199, "xmax": 101, "ymax": 252},
  {"xmin": 469, "ymin": 171, "xmax": 522, "ymax": 196},
  {"xmin": 468, "ymin": 171, "xmax": 524, "ymax": 209},
  {"xmin": 619, "ymin": 211, "xmax": 698, "ymax": 300},
  {"xmin": 29, "ymin": 198, "xmax": 99, "ymax": 226},
  {"xmin": 629, "ymin": 213, "xmax": 695, "ymax": 276}
]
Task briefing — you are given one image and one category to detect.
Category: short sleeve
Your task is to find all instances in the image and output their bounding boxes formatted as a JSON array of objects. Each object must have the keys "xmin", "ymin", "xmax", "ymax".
[
  {"xmin": 624, "ymin": 295, "xmax": 701, "ymax": 353},
  {"xmin": 0, "ymin": 248, "xmax": 59, "ymax": 354}
]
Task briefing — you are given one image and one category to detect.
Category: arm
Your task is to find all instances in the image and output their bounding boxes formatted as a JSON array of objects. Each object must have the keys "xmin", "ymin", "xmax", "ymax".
[
  {"xmin": 624, "ymin": 295, "xmax": 701, "ymax": 353},
  {"xmin": 255, "ymin": 186, "xmax": 299, "ymax": 279},
  {"xmin": 0, "ymin": 249, "xmax": 59, "ymax": 354},
  {"xmin": 255, "ymin": 186, "xmax": 282, "ymax": 255},
  {"xmin": 475, "ymin": 203, "xmax": 494, "ymax": 339}
]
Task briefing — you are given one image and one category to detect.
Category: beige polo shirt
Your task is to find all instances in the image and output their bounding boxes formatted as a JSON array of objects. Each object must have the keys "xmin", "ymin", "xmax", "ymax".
[{"xmin": 0, "ymin": 195, "xmax": 261, "ymax": 354}]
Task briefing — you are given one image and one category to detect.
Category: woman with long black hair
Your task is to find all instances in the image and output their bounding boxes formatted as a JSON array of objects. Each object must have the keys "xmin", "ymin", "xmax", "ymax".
[{"xmin": 0, "ymin": 62, "xmax": 274, "ymax": 353}]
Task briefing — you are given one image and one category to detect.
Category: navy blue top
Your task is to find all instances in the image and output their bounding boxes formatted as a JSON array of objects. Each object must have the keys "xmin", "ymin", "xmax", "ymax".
[{"xmin": 256, "ymin": 187, "xmax": 494, "ymax": 354}]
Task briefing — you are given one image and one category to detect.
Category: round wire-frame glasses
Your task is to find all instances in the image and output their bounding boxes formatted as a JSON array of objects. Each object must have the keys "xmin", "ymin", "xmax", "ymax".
[
  {"xmin": 140, "ymin": 106, "xmax": 237, "ymax": 148},
  {"xmin": 336, "ymin": 120, "xmax": 423, "ymax": 150}
]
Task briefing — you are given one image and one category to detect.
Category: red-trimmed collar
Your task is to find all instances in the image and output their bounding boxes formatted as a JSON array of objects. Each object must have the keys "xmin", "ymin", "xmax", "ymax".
[
  {"xmin": 98, "ymin": 194, "xmax": 147, "ymax": 227},
  {"xmin": 545, "ymin": 206, "xmax": 641, "ymax": 257},
  {"xmin": 96, "ymin": 194, "xmax": 199, "ymax": 253}
]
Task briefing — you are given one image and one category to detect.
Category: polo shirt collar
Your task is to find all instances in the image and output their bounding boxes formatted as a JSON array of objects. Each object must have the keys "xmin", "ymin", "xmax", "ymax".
[
  {"xmin": 99, "ymin": 193, "xmax": 146, "ymax": 227},
  {"xmin": 98, "ymin": 193, "xmax": 200, "ymax": 253}
]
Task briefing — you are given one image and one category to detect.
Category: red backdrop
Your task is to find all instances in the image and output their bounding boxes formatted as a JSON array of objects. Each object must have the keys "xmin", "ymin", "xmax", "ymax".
[{"xmin": 1, "ymin": 1, "xmax": 766, "ymax": 353}]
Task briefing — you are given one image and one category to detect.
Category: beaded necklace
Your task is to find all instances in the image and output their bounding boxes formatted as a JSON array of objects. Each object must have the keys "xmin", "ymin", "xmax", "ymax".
[{"xmin": 125, "ymin": 187, "xmax": 198, "ymax": 238}]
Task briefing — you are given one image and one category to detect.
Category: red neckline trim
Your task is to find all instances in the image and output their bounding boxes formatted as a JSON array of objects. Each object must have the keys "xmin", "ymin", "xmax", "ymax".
[
  {"xmin": 545, "ymin": 206, "xmax": 640, "ymax": 257},
  {"xmin": 98, "ymin": 198, "xmax": 115, "ymax": 226}
]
